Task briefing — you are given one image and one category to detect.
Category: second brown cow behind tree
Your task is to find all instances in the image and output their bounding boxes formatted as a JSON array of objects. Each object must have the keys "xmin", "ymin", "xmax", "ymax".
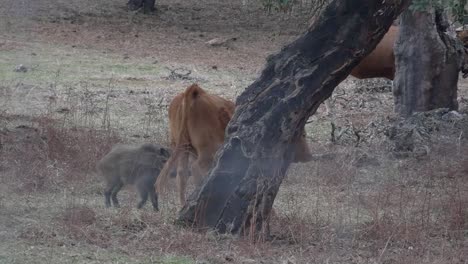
[
  {"xmin": 156, "ymin": 84, "xmax": 313, "ymax": 205},
  {"xmin": 350, "ymin": 25, "xmax": 399, "ymax": 80},
  {"xmin": 324, "ymin": 26, "xmax": 398, "ymax": 115},
  {"xmin": 350, "ymin": 25, "xmax": 468, "ymax": 80}
]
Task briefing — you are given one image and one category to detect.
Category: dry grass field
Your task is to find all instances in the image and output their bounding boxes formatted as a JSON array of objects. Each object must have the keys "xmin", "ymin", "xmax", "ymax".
[{"xmin": 0, "ymin": 0, "xmax": 467, "ymax": 263}]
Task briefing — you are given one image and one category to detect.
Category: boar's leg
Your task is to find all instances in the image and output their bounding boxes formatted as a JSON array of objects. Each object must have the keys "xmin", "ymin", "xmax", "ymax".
[
  {"xmin": 136, "ymin": 173, "xmax": 155, "ymax": 209},
  {"xmin": 111, "ymin": 182, "xmax": 123, "ymax": 208},
  {"xmin": 137, "ymin": 189, "xmax": 149, "ymax": 209},
  {"xmin": 105, "ymin": 178, "xmax": 122, "ymax": 208},
  {"xmin": 104, "ymin": 187, "xmax": 112, "ymax": 208}
]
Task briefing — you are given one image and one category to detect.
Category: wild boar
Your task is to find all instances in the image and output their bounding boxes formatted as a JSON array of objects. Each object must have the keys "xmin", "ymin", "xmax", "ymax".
[{"xmin": 97, "ymin": 143, "xmax": 170, "ymax": 211}]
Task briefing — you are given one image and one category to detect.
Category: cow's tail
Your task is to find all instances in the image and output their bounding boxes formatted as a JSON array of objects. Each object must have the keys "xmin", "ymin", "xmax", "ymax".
[
  {"xmin": 155, "ymin": 84, "xmax": 203, "ymax": 194},
  {"xmin": 155, "ymin": 146, "xmax": 184, "ymax": 194}
]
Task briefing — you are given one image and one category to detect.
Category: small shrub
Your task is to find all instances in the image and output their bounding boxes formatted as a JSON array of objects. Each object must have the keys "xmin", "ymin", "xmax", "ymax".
[
  {"xmin": 36, "ymin": 116, "xmax": 121, "ymax": 175},
  {"xmin": 61, "ymin": 205, "xmax": 97, "ymax": 227}
]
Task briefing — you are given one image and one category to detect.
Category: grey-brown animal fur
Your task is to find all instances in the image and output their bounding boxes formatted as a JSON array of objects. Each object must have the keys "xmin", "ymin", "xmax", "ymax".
[{"xmin": 97, "ymin": 143, "xmax": 171, "ymax": 210}]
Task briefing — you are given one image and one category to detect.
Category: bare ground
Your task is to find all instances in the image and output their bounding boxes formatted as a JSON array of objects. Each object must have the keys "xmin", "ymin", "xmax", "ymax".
[{"xmin": 0, "ymin": 0, "xmax": 467, "ymax": 263}]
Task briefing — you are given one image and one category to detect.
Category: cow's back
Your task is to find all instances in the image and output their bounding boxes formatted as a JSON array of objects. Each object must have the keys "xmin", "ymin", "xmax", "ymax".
[
  {"xmin": 185, "ymin": 91, "xmax": 235, "ymax": 155},
  {"xmin": 350, "ymin": 26, "xmax": 398, "ymax": 80}
]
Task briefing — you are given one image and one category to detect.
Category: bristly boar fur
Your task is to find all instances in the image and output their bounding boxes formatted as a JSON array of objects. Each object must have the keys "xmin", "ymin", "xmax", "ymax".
[{"xmin": 97, "ymin": 143, "xmax": 171, "ymax": 211}]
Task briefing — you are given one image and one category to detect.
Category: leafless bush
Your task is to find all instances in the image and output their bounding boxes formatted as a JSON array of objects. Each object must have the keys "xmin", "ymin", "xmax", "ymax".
[
  {"xmin": 0, "ymin": 86, "xmax": 121, "ymax": 192},
  {"xmin": 1, "ymin": 124, "xmax": 51, "ymax": 192},
  {"xmin": 58, "ymin": 205, "xmax": 112, "ymax": 248},
  {"xmin": 37, "ymin": 116, "xmax": 121, "ymax": 175}
]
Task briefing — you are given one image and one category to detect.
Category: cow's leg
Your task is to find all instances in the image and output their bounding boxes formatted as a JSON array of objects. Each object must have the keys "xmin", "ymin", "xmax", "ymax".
[
  {"xmin": 192, "ymin": 152, "xmax": 213, "ymax": 185},
  {"xmin": 148, "ymin": 185, "xmax": 159, "ymax": 211},
  {"xmin": 177, "ymin": 151, "xmax": 190, "ymax": 205}
]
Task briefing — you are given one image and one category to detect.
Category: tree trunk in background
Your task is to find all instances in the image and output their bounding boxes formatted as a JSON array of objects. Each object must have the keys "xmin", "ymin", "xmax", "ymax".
[
  {"xmin": 127, "ymin": 0, "xmax": 155, "ymax": 13},
  {"xmin": 177, "ymin": 0, "xmax": 410, "ymax": 237},
  {"xmin": 393, "ymin": 8, "xmax": 464, "ymax": 116}
]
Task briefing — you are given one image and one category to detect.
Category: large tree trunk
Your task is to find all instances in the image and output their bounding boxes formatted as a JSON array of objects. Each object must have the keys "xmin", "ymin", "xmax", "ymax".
[
  {"xmin": 393, "ymin": 8, "xmax": 464, "ymax": 116},
  {"xmin": 177, "ymin": 0, "xmax": 410, "ymax": 236},
  {"xmin": 127, "ymin": 0, "xmax": 155, "ymax": 13}
]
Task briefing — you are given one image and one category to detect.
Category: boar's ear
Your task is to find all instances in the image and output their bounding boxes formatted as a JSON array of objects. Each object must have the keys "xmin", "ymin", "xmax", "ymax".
[{"xmin": 160, "ymin": 147, "xmax": 171, "ymax": 158}]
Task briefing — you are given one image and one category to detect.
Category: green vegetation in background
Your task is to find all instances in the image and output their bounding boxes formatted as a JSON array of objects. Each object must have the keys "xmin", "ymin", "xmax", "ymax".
[{"xmin": 0, "ymin": 43, "xmax": 163, "ymax": 88}]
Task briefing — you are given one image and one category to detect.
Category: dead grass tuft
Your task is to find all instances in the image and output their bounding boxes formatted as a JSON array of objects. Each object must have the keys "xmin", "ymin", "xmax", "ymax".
[
  {"xmin": 65, "ymin": 225, "xmax": 112, "ymax": 248},
  {"xmin": 113, "ymin": 208, "xmax": 150, "ymax": 234},
  {"xmin": 58, "ymin": 205, "xmax": 113, "ymax": 247},
  {"xmin": 19, "ymin": 225, "xmax": 59, "ymax": 244},
  {"xmin": 0, "ymin": 112, "xmax": 122, "ymax": 194},
  {"xmin": 36, "ymin": 115, "xmax": 121, "ymax": 175},
  {"xmin": 61, "ymin": 205, "xmax": 97, "ymax": 227},
  {"xmin": 0, "ymin": 123, "xmax": 51, "ymax": 192},
  {"xmin": 271, "ymin": 212, "xmax": 319, "ymax": 245}
]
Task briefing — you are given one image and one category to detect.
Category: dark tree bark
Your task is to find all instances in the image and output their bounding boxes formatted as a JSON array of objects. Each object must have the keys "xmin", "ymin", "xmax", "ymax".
[
  {"xmin": 127, "ymin": 0, "xmax": 155, "ymax": 13},
  {"xmin": 177, "ymin": 0, "xmax": 410, "ymax": 236},
  {"xmin": 393, "ymin": 8, "xmax": 465, "ymax": 116}
]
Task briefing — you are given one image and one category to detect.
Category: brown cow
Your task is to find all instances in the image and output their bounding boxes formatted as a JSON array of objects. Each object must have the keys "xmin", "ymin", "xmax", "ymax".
[
  {"xmin": 350, "ymin": 25, "xmax": 399, "ymax": 80},
  {"xmin": 456, "ymin": 28, "xmax": 468, "ymax": 47},
  {"xmin": 156, "ymin": 84, "xmax": 312, "ymax": 205},
  {"xmin": 350, "ymin": 25, "xmax": 468, "ymax": 80},
  {"xmin": 325, "ymin": 27, "xmax": 398, "ymax": 116},
  {"xmin": 156, "ymin": 84, "xmax": 235, "ymax": 205}
]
